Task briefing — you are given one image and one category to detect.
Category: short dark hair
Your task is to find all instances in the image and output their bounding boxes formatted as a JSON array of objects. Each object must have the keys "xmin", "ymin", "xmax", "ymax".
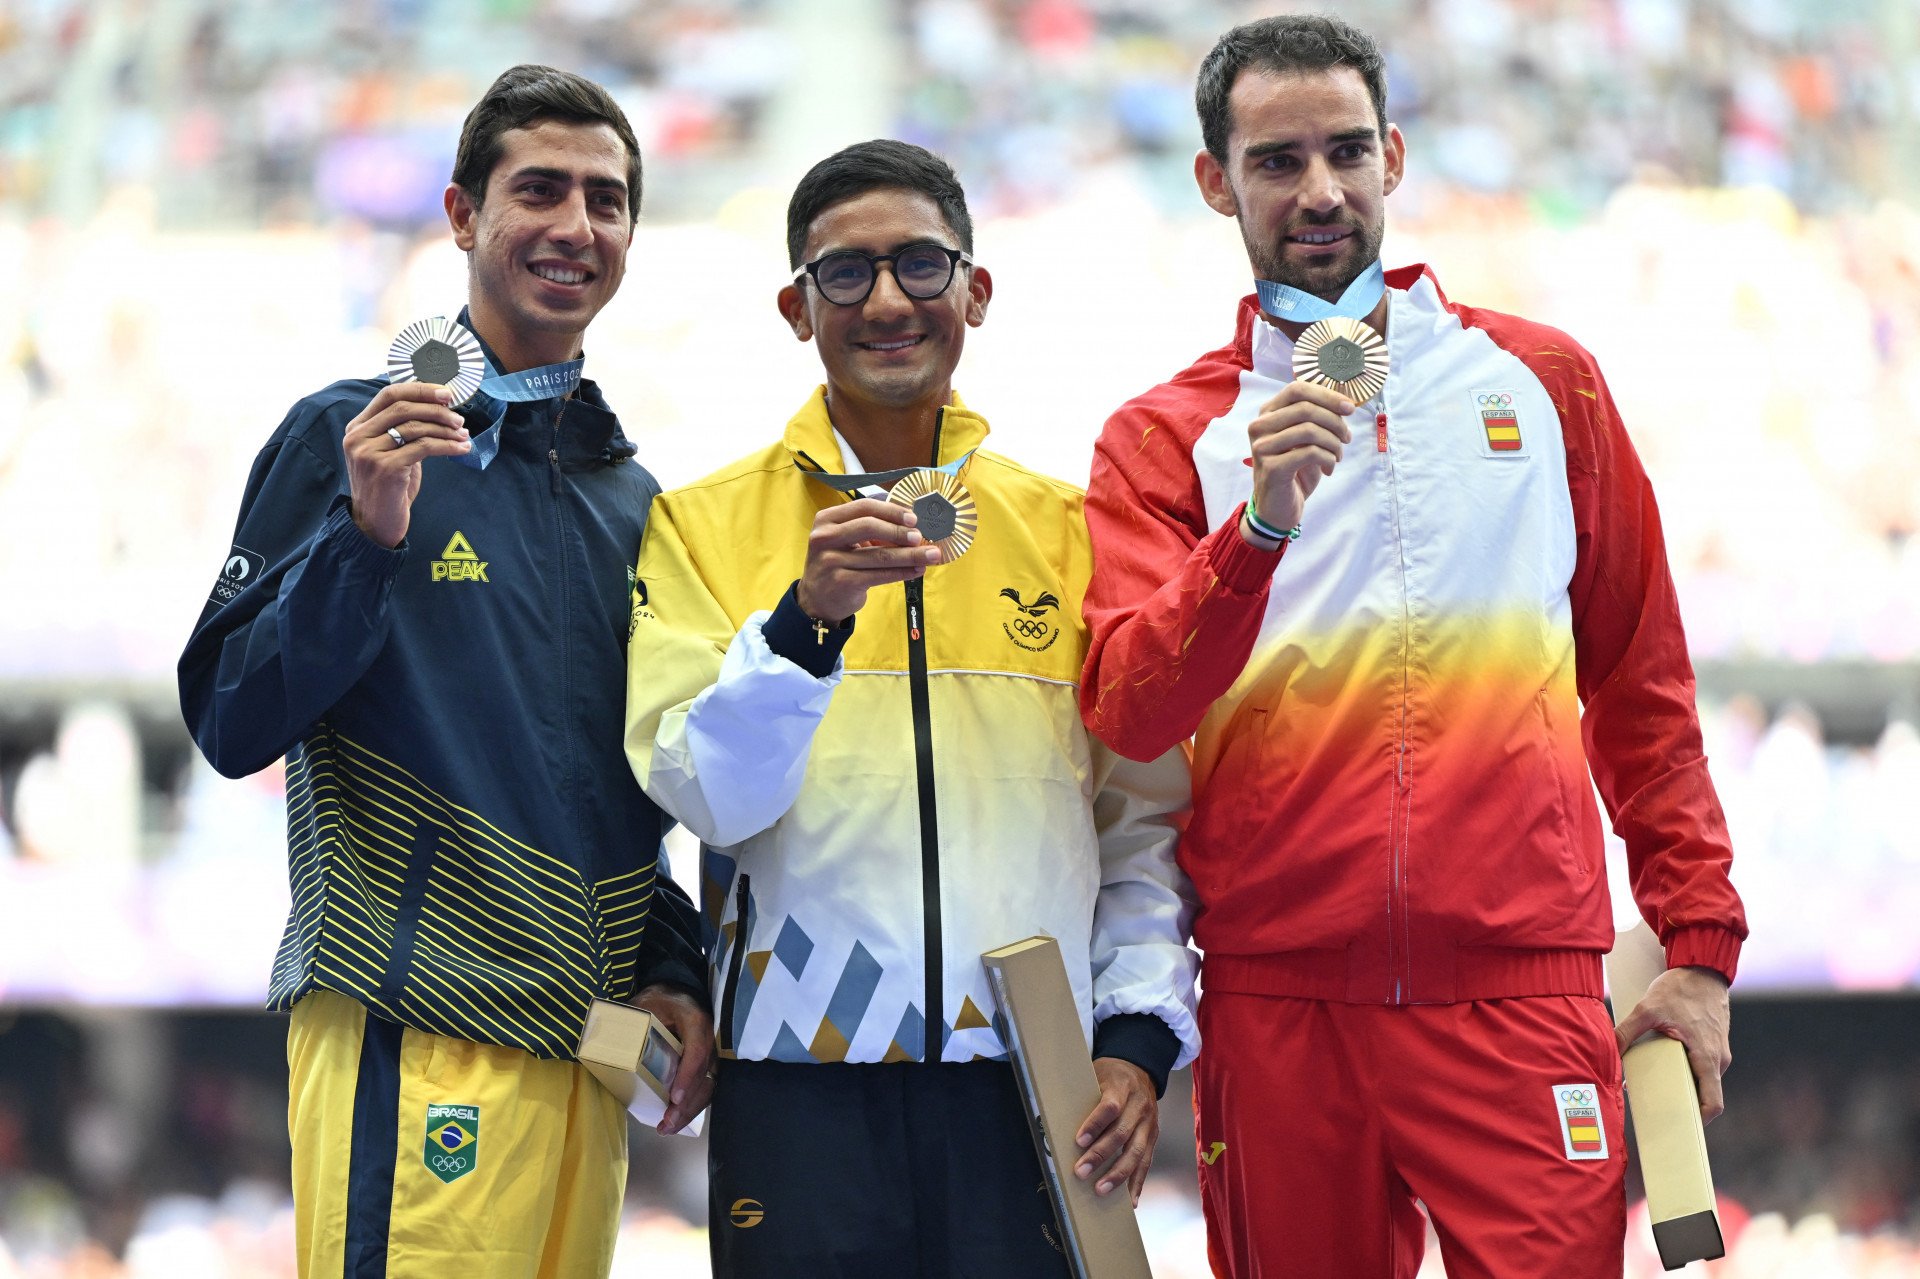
[
  {"xmin": 452, "ymin": 65, "xmax": 643, "ymax": 221},
  {"xmin": 785, "ymin": 140, "xmax": 973, "ymax": 269},
  {"xmin": 1195, "ymin": 16, "xmax": 1388, "ymax": 164}
]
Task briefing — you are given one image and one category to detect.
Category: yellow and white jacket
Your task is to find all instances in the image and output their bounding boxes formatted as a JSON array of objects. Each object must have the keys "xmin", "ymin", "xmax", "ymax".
[{"xmin": 624, "ymin": 389, "xmax": 1198, "ymax": 1068}]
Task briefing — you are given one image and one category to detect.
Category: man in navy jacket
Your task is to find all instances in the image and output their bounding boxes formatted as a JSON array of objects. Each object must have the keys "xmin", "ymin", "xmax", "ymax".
[{"xmin": 179, "ymin": 65, "xmax": 709, "ymax": 1278}]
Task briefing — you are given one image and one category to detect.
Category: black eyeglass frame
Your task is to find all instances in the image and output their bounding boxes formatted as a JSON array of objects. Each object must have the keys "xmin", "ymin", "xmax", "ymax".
[{"xmin": 792, "ymin": 243, "xmax": 974, "ymax": 306}]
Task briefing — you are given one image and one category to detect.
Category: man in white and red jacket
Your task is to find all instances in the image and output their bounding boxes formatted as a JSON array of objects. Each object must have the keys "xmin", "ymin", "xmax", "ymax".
[{"xmin": 1080, "ymin": 15, "xmax": 1747, "ymax": 1278}]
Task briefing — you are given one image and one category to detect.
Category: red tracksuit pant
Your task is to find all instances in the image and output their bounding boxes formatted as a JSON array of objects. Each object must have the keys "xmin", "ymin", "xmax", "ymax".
[{"xmin": 1194, "ymin": 993, "xmax": 1627, "ymax": 1278}]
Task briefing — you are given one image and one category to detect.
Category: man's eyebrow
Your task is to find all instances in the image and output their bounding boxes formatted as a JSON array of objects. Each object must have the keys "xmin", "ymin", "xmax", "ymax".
[
  {"xmin": 1242, "ymin": 128, "xmax": 1378, "ymax": 159},
  {"xmin": 812, "ymin": 237, "xmax": 959, "ymax": 258},
  {"xmin": 509, "ymin": 165, "xmax": 629, "ymax": 195}
]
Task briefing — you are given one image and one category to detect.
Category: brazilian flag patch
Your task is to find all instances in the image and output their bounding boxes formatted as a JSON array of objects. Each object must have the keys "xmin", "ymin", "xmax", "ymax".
[{"xmin": 424, "ymin": 1103, "xmax": 480, "ymax": 1184}]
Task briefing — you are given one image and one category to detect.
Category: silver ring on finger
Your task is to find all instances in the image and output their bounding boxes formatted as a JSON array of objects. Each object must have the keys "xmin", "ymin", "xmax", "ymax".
[{"xmin": 387, "ymin": 426, "xmax": 407, "ymax": 448}]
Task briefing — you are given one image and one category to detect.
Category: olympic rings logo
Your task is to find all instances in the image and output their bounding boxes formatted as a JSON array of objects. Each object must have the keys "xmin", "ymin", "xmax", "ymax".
[
  {"xmin": 429, "ymin": 1154, "xmax": 470, "ymax": 1173},
  {"xmin": 1010, "ymin": 617, "xmax": 1052, "ymax": 639},
  {"xmin": 1559, "ymin": 1088, "xmax": 1593, "ymax": 1104},
  {"xmin": 1477, "ymin": 393, "xmax": 1513, "ymax": 407}
]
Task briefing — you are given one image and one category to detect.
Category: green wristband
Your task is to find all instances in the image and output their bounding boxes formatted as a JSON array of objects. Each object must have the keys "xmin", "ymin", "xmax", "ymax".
[{"xmin": 1245, "ymin": 501, "xmax": 1301, "ymax": 543}]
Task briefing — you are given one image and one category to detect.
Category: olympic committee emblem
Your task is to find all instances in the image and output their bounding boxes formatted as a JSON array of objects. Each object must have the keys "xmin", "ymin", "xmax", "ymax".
[
  {"xmin": 423, "ymin": 1103, "xmax": 480, "ymax": 1184},
  {"xmin": 1000, "ymin": 587, "xmax": 1061, "ymax": 652},
  {"xmin": 1472, "ymin": 389, "xmax": 1528, "ymax": 457},
  {"xmin": 1551, "ymin": 1082, "xmax": 1607, "ymax": 1161}
]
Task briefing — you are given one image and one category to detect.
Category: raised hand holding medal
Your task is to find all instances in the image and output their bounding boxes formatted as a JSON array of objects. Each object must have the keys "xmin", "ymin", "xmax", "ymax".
[
  {"xmin": 795, "ymin": 452, "xmax": 976, "ymax": 624},
  {"xmin": 339, "ymin": 323, "xmax": 480, "ymax": 548},
  {"xmin": 386, "ymin": 314, "xmax": 586, "ymax": 472},
  {"xmin": 1242, "ymin": 262, "xmax": 1389, "ymax": 544}
]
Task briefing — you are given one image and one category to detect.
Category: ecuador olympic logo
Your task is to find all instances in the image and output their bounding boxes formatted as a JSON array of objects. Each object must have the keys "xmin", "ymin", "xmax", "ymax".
[{"xmin": 1000, "ymin": 587, "xmax": 1062, "ymax": 652}]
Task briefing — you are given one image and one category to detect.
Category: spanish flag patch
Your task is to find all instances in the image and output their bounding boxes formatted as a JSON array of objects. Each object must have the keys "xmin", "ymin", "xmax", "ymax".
[
  {"xmin": 1552, "ymin": 1083, "xmax": 1609, "ymax": 1161},
  {"xmin": 1478, "ymin": 391, "xmax": 1523, "ymax": 452}
]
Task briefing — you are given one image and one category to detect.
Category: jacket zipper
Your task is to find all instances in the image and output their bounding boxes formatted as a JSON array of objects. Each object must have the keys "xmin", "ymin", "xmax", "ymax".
[
  {"xmin": 1379, "ymin": 391, "xmax": 1414, "ymax": 1004},
  {"xmin": 908, "ymin": 410, "xmax": 946, "ymax": 1060},
  {"xmin": 721, "ymin": 873, "xmax": 752, "ymax": 1050},
  {"xmin": 548, "ymin": 401, "xmax": 586, "ymax": 901}
]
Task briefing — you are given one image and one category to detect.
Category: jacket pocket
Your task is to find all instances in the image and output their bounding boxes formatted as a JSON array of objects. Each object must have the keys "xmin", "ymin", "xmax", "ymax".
[
  {"xmin": 1189, "ymin": 706, "xmax": 1276, "ymax": 901},
  {"xmin": 719, "ymin": 872, "xmax": 751, "ymax": 1052},
  {"xmin": 1534, "ymin": 690, "xmax": 1583, "ymax": 878}
]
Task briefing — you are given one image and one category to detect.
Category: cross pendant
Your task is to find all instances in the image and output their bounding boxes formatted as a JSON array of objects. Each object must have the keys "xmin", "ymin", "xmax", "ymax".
[{"xmin": 813, "ymin": 618, "xmax": 829, "ymax": 645}]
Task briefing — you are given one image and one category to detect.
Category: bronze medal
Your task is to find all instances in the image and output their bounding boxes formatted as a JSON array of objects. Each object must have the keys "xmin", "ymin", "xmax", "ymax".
[{"xmin": 1293, "ymin": 316, "xmax": 1389, "ymax": 405}]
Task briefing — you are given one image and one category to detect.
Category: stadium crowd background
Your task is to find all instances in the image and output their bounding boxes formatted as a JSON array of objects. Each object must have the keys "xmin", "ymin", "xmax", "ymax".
[{"xmin": 2, "ymin": 0, "xmax": 1918, "ymax": 1273}]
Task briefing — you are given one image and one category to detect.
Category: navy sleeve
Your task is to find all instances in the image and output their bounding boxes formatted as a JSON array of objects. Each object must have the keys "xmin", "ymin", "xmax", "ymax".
[
  {"xmin": 178, "ymin": 397, "xmax": 406, "ymax": 778},
  {"xmin": 761, "ymin": 580, "xmax": 853, "ymax": 677},
  {"xmin": 633, "ymin": 873, "xmax": 711, "ymax": 1010},
  {"xmin": 1092, "ymin": 1012, "xmax": 1182, "ymax": 1098}
]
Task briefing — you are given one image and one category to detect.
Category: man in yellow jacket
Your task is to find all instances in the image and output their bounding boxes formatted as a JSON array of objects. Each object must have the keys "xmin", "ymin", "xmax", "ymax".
[{"xmin": 624, "ymin": 140, "xmax": 1199, "ymax": 1276}]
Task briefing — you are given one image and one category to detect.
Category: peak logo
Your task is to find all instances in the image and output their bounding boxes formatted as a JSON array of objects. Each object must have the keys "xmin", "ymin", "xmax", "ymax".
[{"xmin": 432, "ymin": 531, "xmax": 489, "ymax": 583}]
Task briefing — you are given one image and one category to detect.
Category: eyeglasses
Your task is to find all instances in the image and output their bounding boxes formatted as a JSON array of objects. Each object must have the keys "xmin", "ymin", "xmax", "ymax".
[{"xmin": 793, "ymin": 243, "xmax": 972, "ymax": 306}]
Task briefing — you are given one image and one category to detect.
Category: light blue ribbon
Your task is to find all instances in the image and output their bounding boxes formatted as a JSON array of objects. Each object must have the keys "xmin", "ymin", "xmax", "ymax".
[
  {"xmin": 451, "ymin": 358, "xmax": 585, "ymax": 471},
  {"xmin": 1254, "ymin": 259, "xmax": 1385, "ymax": 325}
]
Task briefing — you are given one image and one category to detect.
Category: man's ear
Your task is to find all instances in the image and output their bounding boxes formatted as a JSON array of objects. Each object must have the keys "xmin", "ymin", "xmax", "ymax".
[
  {"xmin": 1194, "ymin": 149, "xmax": 1239, "ymax": 218},
  {"xmin": 1382, "ymin": 122, "xmax": 1407, "ymax": 197},
  {"xmin": 963, "ymin": 264, "xmax": 992, "ymax": 327},
  {"xmin": 446, "ymin": 183, "xmax": 479, "ymax": 251},
  {"xmin": 777, "ymin": 283, "xmax": 813, "ymax": 342}
]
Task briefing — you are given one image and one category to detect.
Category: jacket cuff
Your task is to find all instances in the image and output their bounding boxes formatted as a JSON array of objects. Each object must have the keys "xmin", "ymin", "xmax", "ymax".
[
  {"xmin": 634, "ymin": 958, "xmax": 712, "ymax": 1013},
  {"xmin": 322, "ymin": 493, "xmax": 410, "ymax": 567},
  {"xmin": 1207, "ymin": 502, "xmax": 1287, "ymax": 594},
  {"xmin": 1092, "ymin": 1012, "xmax": 1181, "ymax": 1098},
  {"xmin": 762, "ymin": 581, "xmax": 852, "ymax": 678},
  {"xmin": 1663, "ymin": 925, "xmax": 1742, "ymax": 986}
]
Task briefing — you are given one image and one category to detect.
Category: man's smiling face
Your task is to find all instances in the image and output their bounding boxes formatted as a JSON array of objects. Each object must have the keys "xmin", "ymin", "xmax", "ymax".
[
  {"xmin": 1198, "ymin": 66, "xmax": 1404, "ymax": 303},
  {"xmin": 452, "ymin": 118, "xmax": 633, "ymax": 355},
  {"xmin": 779, "ymin": 187, "xmax": 988, "ymax": 419}
]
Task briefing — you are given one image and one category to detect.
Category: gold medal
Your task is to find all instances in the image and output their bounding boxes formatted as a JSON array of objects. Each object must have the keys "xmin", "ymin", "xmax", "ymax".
[
  {"xmin": 387, "ymin": 316, "xmax": 486, "ymax": 406},
  {"xmin": 887, "ymin": 469, "xmax": 977, "ymax": 564},
  {"xmin": 1293, "ymin": 316, "xmax": 1389, "ymax": 405}
]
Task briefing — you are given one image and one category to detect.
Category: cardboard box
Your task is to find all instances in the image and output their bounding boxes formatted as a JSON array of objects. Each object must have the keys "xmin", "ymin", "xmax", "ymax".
[
  {"xmin": 1608, "ymin": 923, "xmax": 1725, "ymax": 1270},
  {"xmin": 577, "ymin": 998, "xmax": 701, "ymax": 1135},
  {"xmin": 982, "ymin": 936, "xmax": 1152, "ymax": 1279}
]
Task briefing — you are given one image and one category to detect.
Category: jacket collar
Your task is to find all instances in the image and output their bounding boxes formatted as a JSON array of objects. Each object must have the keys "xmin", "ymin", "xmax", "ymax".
[
  {"xmin": 457, "ymin": 305, "xmax": 635, "ymax": 465},
  {"xmin": 783, "ymin": 384, "xmax": 989, "ymax": 477}
]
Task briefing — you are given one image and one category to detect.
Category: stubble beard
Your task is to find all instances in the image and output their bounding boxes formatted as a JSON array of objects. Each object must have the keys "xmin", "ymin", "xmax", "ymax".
[{"xmin": 1247, "ymin": 214, "xmax": 1385, "ymax": 304}]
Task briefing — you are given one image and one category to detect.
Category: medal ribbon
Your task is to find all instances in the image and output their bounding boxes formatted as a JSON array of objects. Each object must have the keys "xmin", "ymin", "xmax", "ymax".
[
  {"xmin": 1254, "ymin": 259, "xmax": 1385, "ymax": 325},
  {"xmin": 451, "ymin": 358, "xmax": 586, "ymax": 471},
  {"xmin": 797, "ymin": 450, "xmax": 975, "ymax": 498}
]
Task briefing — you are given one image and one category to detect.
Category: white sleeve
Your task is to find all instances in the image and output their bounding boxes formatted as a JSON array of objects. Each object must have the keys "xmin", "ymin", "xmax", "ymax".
[
  {"xmin": 641, "ymin": 610, "xmax": 840, "ymax": 848},
  {"xmin": 1088, "ymin": 741, "xmax": 1201, "ymax": 1069}
]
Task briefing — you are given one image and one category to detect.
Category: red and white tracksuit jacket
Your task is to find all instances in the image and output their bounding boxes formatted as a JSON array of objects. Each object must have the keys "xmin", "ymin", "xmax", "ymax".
[{"xmin": 1081, "ymin": 265, "xmax": 1747, "ymax": 1005}]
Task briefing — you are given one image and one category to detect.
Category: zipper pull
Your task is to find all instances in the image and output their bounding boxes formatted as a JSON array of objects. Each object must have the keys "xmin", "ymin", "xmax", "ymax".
[
  {"xmin": 547, "ymin": 447, "xmax": 562, "ymax": 495},
  {"xmin": 1375, "ymin": 411, "xmax": 1389, "ymax": 453},
  {"xmin": 909, "ymin": 602, "xmax": 922, "ymax": 642}
]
